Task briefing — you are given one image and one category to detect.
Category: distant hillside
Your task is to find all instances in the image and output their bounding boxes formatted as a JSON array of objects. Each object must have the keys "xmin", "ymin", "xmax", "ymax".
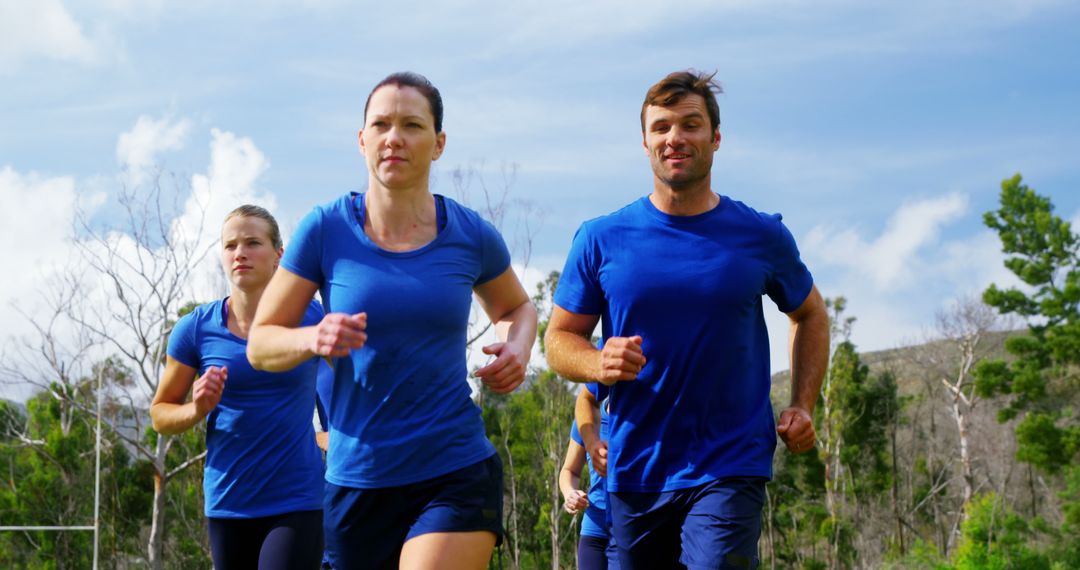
[{"xmin": 770, "ymin": 329, "xmax": 1020, "ymax": 405}]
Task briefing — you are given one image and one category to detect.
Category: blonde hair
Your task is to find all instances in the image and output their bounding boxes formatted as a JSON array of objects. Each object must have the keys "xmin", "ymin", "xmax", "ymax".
[{"xmin": 223, "ymin": 204, "xmax": 282, "ymax": 250}]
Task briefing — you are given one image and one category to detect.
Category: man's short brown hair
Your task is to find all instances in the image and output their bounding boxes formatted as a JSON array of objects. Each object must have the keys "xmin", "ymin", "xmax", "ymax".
[{"xmin": 640, "ymin": 70, "xmax": 723, "ymax": 132}]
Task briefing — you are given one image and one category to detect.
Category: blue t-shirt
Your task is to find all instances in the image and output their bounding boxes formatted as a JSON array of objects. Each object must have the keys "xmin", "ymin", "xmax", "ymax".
[
  {"xmin": 168, "ymin": 298, "xmax": 327, "ymax": 518},
  {"xmin": 554, "ymin": 195, "xmax": 813, "ymax": 493},
  {"xmin": 281, "ymin": 192, "xmax": 509, "ymax": 488},
  {"xmin": 570, "ymin": 387, "xmax": 611, "ymax": 538}
]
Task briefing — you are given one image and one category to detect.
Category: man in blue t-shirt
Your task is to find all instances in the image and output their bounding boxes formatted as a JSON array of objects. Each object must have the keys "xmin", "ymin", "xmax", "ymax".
[{"xmin": 545, "ymin": 70, "xmax": 829, "ymax": 570}]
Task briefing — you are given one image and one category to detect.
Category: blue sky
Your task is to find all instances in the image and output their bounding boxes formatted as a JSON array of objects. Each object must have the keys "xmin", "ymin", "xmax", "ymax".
[{"xmin": 2, "ymin": 0, "xmax": 1079, "ymax": 382}]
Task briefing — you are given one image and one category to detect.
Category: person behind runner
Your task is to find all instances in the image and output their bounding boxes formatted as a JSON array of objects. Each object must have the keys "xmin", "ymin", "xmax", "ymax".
[
  {"xmin": 560, "ymin": 383, "xmax": 619, "ymax": 570},
  {"xmin": 246, "ymin": 71, "xmax": 538, "ymax": 570},
  {"xmin": 546, "ymin": 70, "xmax": 830, "ymax": 569},
  {"xmin": 150, "ymin": 204, "xmax": 327, "ymax": 570}
]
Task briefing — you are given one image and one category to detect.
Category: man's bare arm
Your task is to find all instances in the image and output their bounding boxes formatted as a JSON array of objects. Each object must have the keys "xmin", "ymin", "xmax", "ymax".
[
  {"xmin": 777, "ymin": 285, "xmax": 829, "ymax": 454},
  {"xmin": 545, "ymin": 305, "xmax": 645, "ymax": 385}
]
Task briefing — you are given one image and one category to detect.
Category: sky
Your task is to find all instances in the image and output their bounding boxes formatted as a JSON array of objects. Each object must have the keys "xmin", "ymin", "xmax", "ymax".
[{"xmin": 2, "ymin": 0, "xmax": 1079, "ymax": 399}]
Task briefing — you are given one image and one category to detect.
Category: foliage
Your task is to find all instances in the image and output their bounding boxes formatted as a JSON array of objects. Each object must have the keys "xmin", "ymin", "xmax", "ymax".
[
  {"xmin": 484, "ymin": 370, "xmax": 579, "ymax": 569},
  {"xmin": 974, "ymin": 174, "xmax": 1080, "ymax": 568},
  {"xmin": 0, "ymin": 382, "xmax": 150, "ymax": 568},
  {"xmin": 976, "ymin": 174, "xmax": 1079, "ymax": 472},
  {"xmin": 834, "ymin": 345, "xmax": 897, "ymax": 495},
  {"xmin": 949, "ymin": 493, "xmax": 1050, "ymax": 570}
]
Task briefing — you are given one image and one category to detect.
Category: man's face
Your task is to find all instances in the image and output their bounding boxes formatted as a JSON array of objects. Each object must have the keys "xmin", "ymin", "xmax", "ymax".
[{"xmin": 642, "ymin": 93, "xmax": 720, "ymax": 191}]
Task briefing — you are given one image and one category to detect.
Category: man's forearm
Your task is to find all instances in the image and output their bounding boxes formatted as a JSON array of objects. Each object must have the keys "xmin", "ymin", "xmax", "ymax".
[
  {"xmin": 546, "ymin": 328, "xmax": 601, "ymax": 383},
  {"xmin": 788, "ymin": 308, "xmax": 829, "ymax": 412}
]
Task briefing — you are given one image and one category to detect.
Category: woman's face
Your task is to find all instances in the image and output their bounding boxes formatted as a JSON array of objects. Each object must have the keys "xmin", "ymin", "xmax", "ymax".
[
  {"xmin": 220, "ymin": 215, "xmax": 282, "ymax": 291},
  {"xmin": 359, "ymin": 85, "xmax": 446, "ymax": 190}
]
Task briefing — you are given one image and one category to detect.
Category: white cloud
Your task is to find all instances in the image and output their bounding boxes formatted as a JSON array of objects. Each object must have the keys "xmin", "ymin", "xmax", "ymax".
[
  {"xmin": 763, "ymin": 290, "xmax": 926, "ymax": 375},
  {"xmin": 168, "ymin": 128, "xmax": 277, "ymax": 301},
  {"xmin": 116, "ymin": 114, "xmax": 192, "ymax": 188},
  {"xmin": 804, "ymin": 193, "xmax": 968, "ymax": 290},
  {"xmin": 0, "ymin": 167, "xmax": 87, "ymax": 399},
  {"xmin": 0, "ymin": 0, "xmax": 106, "ymax": 72},
  {"xmin": 0, "ymin": 167, "xmax": 79, "ymax": 298},
  {"xmin": 776, "ymin": 193, "xmax": 1033, "ymax": 370},
  {"xmin": 0, "ymin": 124, "xmax": 282, "ymax": 401}
]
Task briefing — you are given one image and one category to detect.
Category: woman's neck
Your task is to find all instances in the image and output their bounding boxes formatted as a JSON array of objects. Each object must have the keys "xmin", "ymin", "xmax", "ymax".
[
  {"xmin": 363, "ymin": 183, "xmax": 437, "ymax": 251},
  {"xmin": 227, "ymin": 287, "xmax": 263, "ymax": 339}
]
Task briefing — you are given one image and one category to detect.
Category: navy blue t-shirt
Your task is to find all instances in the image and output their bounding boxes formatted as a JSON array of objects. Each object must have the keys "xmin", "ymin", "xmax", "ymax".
[
  {"xmin": 168, "ymin": 298, "xmax": 327, "ymax": 517},
  {"xmin": 554, "ymin": 195, "xmax": 813, "ymax": 492},
  {"xmin": 281, "ymin": 192, "xmax": 509, "ymax": 488}
]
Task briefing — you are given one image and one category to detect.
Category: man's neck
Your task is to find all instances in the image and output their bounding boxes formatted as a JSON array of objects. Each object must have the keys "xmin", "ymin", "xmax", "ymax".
[{"xmin": 649, "ymin": 180, "xmax": 719, "ymax": 216}]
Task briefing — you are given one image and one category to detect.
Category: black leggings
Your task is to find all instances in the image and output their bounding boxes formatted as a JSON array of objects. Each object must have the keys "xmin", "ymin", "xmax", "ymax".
[
  {"xmin": 208, "ymin": 509, "xmax": 324, "ymax": 570},
  {"xmin": 579, "ymin": 534, "xmax": 613, "ymax": 570}
]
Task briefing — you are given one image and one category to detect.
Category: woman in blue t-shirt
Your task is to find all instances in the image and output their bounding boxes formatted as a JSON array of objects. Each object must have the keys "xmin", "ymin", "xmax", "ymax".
[
  {"xmin": 247, "ymin": 72, "xmax": 537, "ymax": 569},
  {"xmin": 150, "ymin": 205, "xmax": 327, "ymax": 569},
  {"xmin": 561, "ymin": 384, "xmax": 619, "ymax": 570}
]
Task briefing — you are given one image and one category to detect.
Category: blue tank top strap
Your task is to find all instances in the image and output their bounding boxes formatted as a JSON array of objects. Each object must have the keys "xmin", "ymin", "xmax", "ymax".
[{"xmin": 435, "ymin": 194, "xmax": 447, "ymax": 232}]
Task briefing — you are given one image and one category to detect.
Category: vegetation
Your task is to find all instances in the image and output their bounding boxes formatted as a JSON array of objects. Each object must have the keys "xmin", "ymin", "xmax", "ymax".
[{"xmin": 0, "ymin": 173, "xmax": 1075, "ymax": 568}]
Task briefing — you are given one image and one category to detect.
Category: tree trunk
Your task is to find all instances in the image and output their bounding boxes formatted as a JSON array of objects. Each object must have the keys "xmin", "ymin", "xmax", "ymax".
[
  {"xmin": 501, "ymin": 423, "xmax": 520, "ymax": 570},
  {"xmin": 954, "ymin": 401, "xmax": 973, "ymax": 508},
  {"xmin": 550, "ymin": 451, "xmax": 560, "ymax": 570},
  {"xmin": 765, "ymin": 485, "xmax": 777, "ymax": 570},
  {"xmin": 147, "ymin": 436, "xmax": 168, "ymax": 570},
  {"xmin": 891, "ymin": 415, "xmax": 904, "ymax": 555}
]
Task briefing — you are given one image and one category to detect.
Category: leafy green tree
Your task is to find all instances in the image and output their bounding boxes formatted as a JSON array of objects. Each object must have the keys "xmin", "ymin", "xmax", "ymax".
[
  {"xmin": 483, "ymin": 270, "xmax": 579, "ymax": 569},
  {"xmin": 977, "ymin": 174, "xmax": 1079, "ymax": 467},
  {"xmin": 976, "ymin": 174, "xmax": 1079, "ymax": 560},
  {"xmin": 949, "ymin": 494, "xmax": 1050, "ymax": 570},
  {"xmin": 764, "ymin": 447, "xmax": 828, "ymax": 569},
  {"xmin": 0, "ymin": 377, "xmax": 152, "ymax": 568},
  {"xmin": 483, "ymin": 371, "xmax": 578, "ymax": 570}
]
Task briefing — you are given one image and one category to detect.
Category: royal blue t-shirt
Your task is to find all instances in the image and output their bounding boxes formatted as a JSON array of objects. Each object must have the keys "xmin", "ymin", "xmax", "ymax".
[
  {"xmin": 168, "ymin": 298, "xmax": 327, "ymax": 518},
  {"xmin": 570, "ymin": 385, "xmax": 611, "ymax": 538},
  {"xmin": 281, "ymin": 192, "xmax": 509, "ymax": 488},
  {"xmin": 554, "ymin": 195, "xmax": 813, "ymax": 493}
]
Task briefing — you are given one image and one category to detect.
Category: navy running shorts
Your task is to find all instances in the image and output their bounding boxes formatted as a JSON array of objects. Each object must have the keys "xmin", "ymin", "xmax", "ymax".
[
  {"xmin": 323, "ymin": 453, "xmax": 504, "ymax": 569},
  {"xmin": 609, "ymin": 476, "xmax": 766, "ymax": 570}
]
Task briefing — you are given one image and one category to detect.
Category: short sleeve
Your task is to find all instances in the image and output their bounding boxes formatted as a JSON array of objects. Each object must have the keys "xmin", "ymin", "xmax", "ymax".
[
  {"xmin": 280, "ymin": 206, "xmax": 326, "ymax": 285},
  {"xmin": 166, "ymin": 312, "xmax": 200, "ymax": 370},
  {"xmin": 765, "ymin": 215, "xmax": 814, "ymax": 313},
  {"xmin": 476, "ymin": 218, "xmax": 512, "ymax": 285},
  {"xmin": 570, "ymin": 421, "xmax": 583, "ymax": 446},
  {"xmin": 585, "ymin": 382, "xmax": 609, "ymax": 403},
  {"xmin": 553, "ymin": 224, "xmax": 604, "ymax": 315}
]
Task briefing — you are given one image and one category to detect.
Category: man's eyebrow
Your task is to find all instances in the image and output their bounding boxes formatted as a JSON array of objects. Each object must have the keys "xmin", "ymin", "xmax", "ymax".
[{"xmin": 648, "ymin": 109, "xmax": 706, "ymax": 125}]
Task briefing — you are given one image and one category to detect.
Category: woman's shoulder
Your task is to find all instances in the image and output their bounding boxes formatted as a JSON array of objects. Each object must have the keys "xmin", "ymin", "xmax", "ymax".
[
  {"xmin": 177, "ymin": 298, "xmax": 225, "ymax": 328},
  {"xmin": 440, "ymin": 194, "xmax": 498, "ymax": 235},
  {"xmin": 168, "ymin": 298, "xmax": 226, "ymax": 350}
]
